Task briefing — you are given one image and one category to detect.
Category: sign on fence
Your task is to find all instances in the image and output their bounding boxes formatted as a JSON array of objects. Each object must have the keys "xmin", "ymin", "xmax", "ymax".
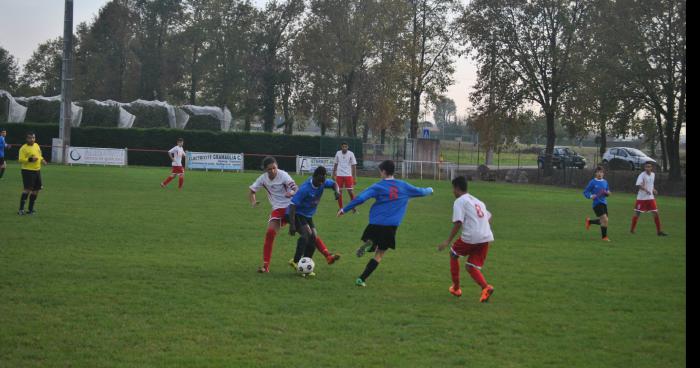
[
  {"xmin": 296, "ymin": 156, "xmax": 335, "ymax": 174},
  {"xmin": 186, "ymin": 151, "xmax": 244, "ymax": 171},
  {"xmin": 67, "ymin": 146, "xmax": 127, "ymax": 166}
]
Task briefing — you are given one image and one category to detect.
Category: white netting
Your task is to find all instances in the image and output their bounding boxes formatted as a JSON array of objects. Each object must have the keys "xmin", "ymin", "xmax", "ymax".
[
  {"xmin": 182, "ymin": 105, "xmax": 232, "ymax": 131},
  {"xmin": 175, "ymin": 107, "xmax": 190, "ymax": 129},
  {"xmin": 129, "ymin": 99, "xmax": 177, "ymax": 128},
  {"xmin": 97, "ymin": 99, "xmax": 136, "ymax": 128},
  {"xmin": 15, "ymin": 95, "xmax": 83, "ymax": 126},
  {"xmin": 0, "ymin": 89, "xmax": 28, "ymax": 123}
]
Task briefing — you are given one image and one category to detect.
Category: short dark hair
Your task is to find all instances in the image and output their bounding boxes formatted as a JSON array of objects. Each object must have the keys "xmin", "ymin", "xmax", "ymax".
[
  {"xmin": 341, "ymin": 142, "xmax": 348, "ymax": 146},
  {"xmin": 378, "ymin": 160, "xmax": 395, "ymax": 175},
  {"xmin": 452, "ymin": 176, "xmax": 468, "ymax": 192},
  {"xmin": 644, "ymin": 161, "xmax": 655, "ymax": 166},
  {"xmin": 262, "ymin": 156, "xmax": 277, "ymax": 169},
  {"xmin": 26, "ymin": 131, "xmax": 35, "ymax": 137},
  {"xmin": 595, "ymin": 165, "xmax": 605, "ymax": 172},
  {"xmin": 313, "ymin": 166, "xmax": 327, "ymax": 177},
  {"xmin": 177, "ymin": 137, "xmax": 184, "ymax": 142}
]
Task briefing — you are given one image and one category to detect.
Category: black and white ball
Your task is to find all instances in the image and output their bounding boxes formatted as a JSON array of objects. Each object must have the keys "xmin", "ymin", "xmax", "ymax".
[{"xmin": 297, "ymin": 257, "xmax": 315, "ymax": 274}]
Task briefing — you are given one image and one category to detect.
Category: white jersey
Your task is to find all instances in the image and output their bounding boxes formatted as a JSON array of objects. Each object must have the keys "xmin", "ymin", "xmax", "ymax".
[
  {"xmin": 249, "ymin": 170, "xmax": 298, "ymax": 210},
  {"xmin": 453, "ymin": 193, "xmax": 494, "ymax": 244},
  {"xmin": 334, "ymin": 150, "xmax": 357, "ymax": 177},
  {"xmin": 169, "ymin": 146, "xmax": 185, "ymax": 167},
  {"xmin": 636, "ymin": 172, "xmax": 655, "ymax": 200}
]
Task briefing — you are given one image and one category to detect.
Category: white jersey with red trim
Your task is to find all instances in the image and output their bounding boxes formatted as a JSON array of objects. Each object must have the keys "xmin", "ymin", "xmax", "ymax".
[
  {"xmin": 452, "ymin": 193, "xmax": 494, "ymax": 244},
  {"xmin": 168, "ymin": 146, "xmax": 185, "ymax": 167},
  {"xmin": 635, "ymin": 172, "xmax": 655, "ymax": 200},
  {"xmin": 334, "ymin": 150, "xmax": 357, "ymax": 177},
  {"xmin": 249, "ymin": 170, "xmax": 297, "ymax": 210}
]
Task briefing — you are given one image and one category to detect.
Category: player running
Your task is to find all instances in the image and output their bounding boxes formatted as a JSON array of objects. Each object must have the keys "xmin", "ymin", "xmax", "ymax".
[
  {"xmin": 160, "ymin": 138, "xmax": 186, "ymax": 189},
  {"xmin": 630, "ymin": 162, "xmax": 668, "ymax": 236},
  {"xmin": 18, "ymin": 132, "xmax": 47, "ymax": 215},
  {"xmin": 437, "ymin": 176, "xmax": 495, "ymax": 302},
  {"xmin": 287, "ymin": 166, "xmax": 342, "ymax": 276},
  {"xmin": 0, "ymin": 128, "xmax": 10, "ymax": 180},
  {"xmin": 249, "ymin": 156, "xmax": 298, "ymax": 273},
  {"xmin": 583, "ymin": 166, "xmax": 612, "ymax": 241},
  {"xmin": 337, "ymin": 160, "xmax": 433, "ymax": 287},
  {"xmin": 332, "ymin": 142, "xmax": 358, "ymax": 212}
]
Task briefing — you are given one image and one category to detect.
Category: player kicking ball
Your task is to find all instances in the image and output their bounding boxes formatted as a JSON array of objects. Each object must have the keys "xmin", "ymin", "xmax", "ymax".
[
  {"xmin": 249, "ymin": 156, "xmax": 298, "ymax": 273},
  {"xmin": 287, "ymin": 166, "xmax": 342, "ymax": 277},
  {"xmin": 630, "ymin": 162, "xmax": 667, "ymax": 236},
  {"xmin": 337, "ymin": 160, "xmax": 433, "ymax": 287},
  {"xmin": 437, "ymin": 176, "xmax": 495, "ymax": 303},
  {"xmin": 583, "ymin": 166, "xmax": 612, "ymax": 241},
  {"xmin": 161, "ymin": 138, "xmax": 186, "ymax": 189}
]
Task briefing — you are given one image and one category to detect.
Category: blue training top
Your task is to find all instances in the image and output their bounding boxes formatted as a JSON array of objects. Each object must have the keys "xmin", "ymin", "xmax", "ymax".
[
  {"xmin": 0, "ymin": 136, "xmax": 6, "ymax": 158},
  {"xmin": 343, "ymin": 178, "xmax": 433, "ymax": 226},
  {"xmin": 287, "ymin": 178, "xmax": 336, "ymax": 218},
  {"xmin": 583, "ymin": 178, "xmax": 610, "ymax": 207}
]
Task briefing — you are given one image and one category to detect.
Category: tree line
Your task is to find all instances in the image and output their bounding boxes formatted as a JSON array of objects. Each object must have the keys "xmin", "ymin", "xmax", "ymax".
[{"xmin": 0, "ymin": 0, "xmax": 685, "ymax": 180}]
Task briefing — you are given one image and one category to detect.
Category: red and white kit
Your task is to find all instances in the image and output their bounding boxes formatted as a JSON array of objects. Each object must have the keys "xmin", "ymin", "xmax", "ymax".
[
  {"xmin": 334, "ymin": 150, "xmax": 357, "ymax": 189},
  {"xmin": 169, "ymin": 146, "xmax": 185, "ymax": 174},
  {"xmin": 635, "ymin": 171, "xmax": 657, "ymax": 212},
  {"xmin": 249, "ymin": 169, "xmax": 297, "ymax": 224},
  {"xmin": 451, "ymin": 193, "xmax": 494, "ymax": 269}
]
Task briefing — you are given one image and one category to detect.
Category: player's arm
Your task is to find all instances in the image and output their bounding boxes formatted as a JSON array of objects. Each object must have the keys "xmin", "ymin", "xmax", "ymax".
[
  {"xmin": 438, "ymin": 221, "xmax": 462, "ymax": 251},
  {"xmin": 352, "ymin": 164, "xmax": 357, "ymax": 184},
  {"xmin": 248, "ymin": 178, "xmax": 262, "ymax": 207},
  {"xmin": 18, "ymin": 146, "xmax": 29, "ymax": 164},
  {"xmin": 405, "ymin": 182, "xmax": 434, "ymax": 197},
  {"xmin": 583, "ymin": 181, "xmax": 595, "ymax": 199},
  {"xmin": 338, "ymin": 186, "xmax": 375, "ymax": 216},
  {"xmin": 332, "ymin": 162, "xmax": 338, "ymax": 179},
  {"xmin": 326, "ymin": 179, "xmax": 341, "ymax": 200},
  {"xmin": 38, "ymin": 148, "xmax": 47, "ymax": 164}
]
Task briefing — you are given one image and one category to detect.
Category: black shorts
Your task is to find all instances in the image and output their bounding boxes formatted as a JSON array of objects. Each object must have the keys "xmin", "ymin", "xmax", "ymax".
[
  {"xmin": 361, "ymin": 224, "xmax": 398, "ymax": 251},
  {"xmin": 286, "ymin": 214, "xmax": 315, "ymax": 231},
  {"xmin": 593, "ymin": 204, "xmax": 608, "ymax": 217},
  {"xmin": 21, "ymin": 170, "xmax": 43, "ymax": 191},
  {"xmin": 0, "ymin": 157, "xmax": 5, "ymax": 165}
]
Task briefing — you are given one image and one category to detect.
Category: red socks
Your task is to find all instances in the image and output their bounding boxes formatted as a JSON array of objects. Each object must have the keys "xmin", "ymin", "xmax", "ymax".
[
  {"xmin": 178, "ymin": 176, "xmax": 184, "ymax": 189},
  {"xmin": 337, "ymin": 194, "xmax": 343, "ymax": 209},
  {"xmin": 450, "ymin": 257, "xmax": 460, "ymax": 289},
  {"xmin": 467, "ymin": 266, "xmax": 488, "ymax": 289},
  {"xmin": 654, "ymin": 215, "xmax": 662, "ymax": 232},
  {"xmin": 315, "ymin": 237, "xmax": 331, "ymax": 258},
  {"xmin": 631, "ymin": 216, "xmax": 639, "ymax": 232},
  {"xmin": 162, "ymin": 176, "xmax": 174, "ymax": 186},
  {"xmin": 263, "ymin": 228, "xmax": 277, "ymax": 268}
]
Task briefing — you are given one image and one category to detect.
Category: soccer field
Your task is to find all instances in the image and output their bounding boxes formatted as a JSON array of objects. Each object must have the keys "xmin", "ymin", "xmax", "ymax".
[{"xmin": 0, "ymin": 163, "xmax": 686, "ymax": 367}]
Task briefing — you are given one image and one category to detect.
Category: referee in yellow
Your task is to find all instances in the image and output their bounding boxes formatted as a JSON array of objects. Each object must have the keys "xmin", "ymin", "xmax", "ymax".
[{"xmin": 18, "ymin": 132, "xmax": 47, "ymax": 215}]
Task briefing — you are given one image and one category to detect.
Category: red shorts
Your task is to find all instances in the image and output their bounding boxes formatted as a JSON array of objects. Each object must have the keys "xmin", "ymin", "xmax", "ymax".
[
  {"xmin": 451, "ymin": 239, "xmax": 490, "ymax": 269},
  {"xmin": 336, "ymin": 176, "xmax": 355, "ymax": 189},
  {"xmin": 171, "ymin": 166, "xmax": 185, "ymax": 174},
  {"xmin": 269, "ymin": 208, "xmax": 289, "ymax": 226},
  {"xmin": 635, "ymin": 199, "xmax": 658, "ymax": 212}
]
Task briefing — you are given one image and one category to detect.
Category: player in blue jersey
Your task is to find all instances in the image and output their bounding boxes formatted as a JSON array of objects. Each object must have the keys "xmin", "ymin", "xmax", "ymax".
[
  {"xmin": 337, "ymin": 160, "xmax": 433, "ymax": 287},
  {"xmin": 0, "ymin": 128, "xmax": 11, "ymax": 180},
  {"xmin": 287, "ymin": 166, "xmax": 342, "ymax": 276},
  {"xmin": 583, "ymin": 166, "xmax": 612, "ymax": 241}
]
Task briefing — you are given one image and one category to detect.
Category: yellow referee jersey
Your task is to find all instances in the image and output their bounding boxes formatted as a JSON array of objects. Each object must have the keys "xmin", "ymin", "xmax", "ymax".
[{"xmin": 18, "ymin": 143, "xmax": 44, "ymax": 171}]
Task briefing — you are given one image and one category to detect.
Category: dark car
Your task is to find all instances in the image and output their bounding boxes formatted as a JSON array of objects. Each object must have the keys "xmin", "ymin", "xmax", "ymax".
[{"xmin": 537, "ymin": 147, "xmax": 587, "ymax": 169}]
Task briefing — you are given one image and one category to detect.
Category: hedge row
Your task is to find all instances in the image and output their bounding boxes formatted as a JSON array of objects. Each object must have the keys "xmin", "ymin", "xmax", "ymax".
[{"xmin": 2, "ymin": 123, "xmax": 363, "ymax": 171}]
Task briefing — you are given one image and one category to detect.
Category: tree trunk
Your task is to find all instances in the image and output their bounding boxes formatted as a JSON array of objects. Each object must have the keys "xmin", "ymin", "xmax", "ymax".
[
  {"xmin": 409, "ymin": 90, "xmax": 421, "ymax": 138},
  {"xmin": 380, "ymin": 128, "xmax": 386, "ymax": 144},
  {"xmin": 665, "ymin": 111, "xmax": 681, "ymax": 181},
  {"xmin": 243, "ymin": 116, "xmax": 251, "ymax": 133},
  {"xmin": 189, "ymin": 43, "xmax": 199, "ymax": 105},
  {"xmin": 262, "ymin": 77, "xmax": 275, "ymax": 132},
  {"xmin": 599, "ymin": 122, "xmax": 607, "ymax": 160},
  {"xmin": 485, "ymin": 148, "xmax": 494, "ymax": 165},
  {"xmin": 543, "ymin": 109, "xmax": 556, "ymax": 176},
  {"xmin": 654, "ymin": 112, "xmax": 668, "ymax": 172}
]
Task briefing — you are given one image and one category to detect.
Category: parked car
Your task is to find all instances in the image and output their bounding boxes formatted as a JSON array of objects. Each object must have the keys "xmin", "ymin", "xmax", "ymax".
[
  {"xmin": 537, "ymin": 146, "xmax": 587, "ymax": 169},
  {"xmin": 602, "ymin": 147, "xmax": 656, "ymax": 170}
]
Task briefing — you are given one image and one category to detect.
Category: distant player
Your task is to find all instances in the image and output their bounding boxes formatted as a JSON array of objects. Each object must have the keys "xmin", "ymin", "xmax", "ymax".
[
  {"xmin": 0, "ymin": 128, "xmax": 10, "ymax": 179},
  {"xmin": 337, "ymin": 160, "xmax": 433, "ymax": 287},
  {"xmin": 583, "ymin": 166, "xmax": 611, "ymax": 241},
  {"xmin": 161, "ymin": 138, "xmax": 185, "ymax": 189},
  {"xmin": 18, "ymin": 132, "xmax": 47, "ymax": 215},
  {"xmin": 249, "ymin": 156, "xmax": 298, "ymax": 273},
  {"xmin": 437, "ymin": 176, "xmax": 495, "ymax": 302},
  {"xmin": 333, "ymin": 142, "xmax": 358, "ymax": 212},
  {"xmin": 287, "ymin": 166, "xmax": 342, "ymax": 275},
  {"xmin": 630, "ymin": 162, "xmax": 668, "ymax": 236}
]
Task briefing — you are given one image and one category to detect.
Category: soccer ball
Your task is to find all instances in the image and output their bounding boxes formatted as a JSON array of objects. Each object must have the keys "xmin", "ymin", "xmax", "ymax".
[{"xmin": 297, "ymin": 257, "xmax": 315, "ymax": 274}]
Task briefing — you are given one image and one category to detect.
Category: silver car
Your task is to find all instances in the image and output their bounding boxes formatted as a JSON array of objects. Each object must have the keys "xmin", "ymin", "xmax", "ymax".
[{"xmin": 602, "ymin": 147, "xmax": 656, "ymax": 170}]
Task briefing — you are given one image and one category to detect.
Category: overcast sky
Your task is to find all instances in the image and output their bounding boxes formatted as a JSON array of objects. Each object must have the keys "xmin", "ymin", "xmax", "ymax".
[{"xmin": 0, "ymin": 0, "xmax": 477, "ymax": 117}]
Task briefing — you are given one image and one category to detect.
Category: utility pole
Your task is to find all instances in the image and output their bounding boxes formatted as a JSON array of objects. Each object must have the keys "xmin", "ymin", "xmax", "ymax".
[{"xmin": 59, "ymin": 0, "xmax": 74, "ymax": 163}]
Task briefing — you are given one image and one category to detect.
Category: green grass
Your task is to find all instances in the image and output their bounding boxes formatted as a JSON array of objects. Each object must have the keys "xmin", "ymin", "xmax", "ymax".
[{"xmin": 0, "ymin": 163, "xmax": 686, "ymax": 367}]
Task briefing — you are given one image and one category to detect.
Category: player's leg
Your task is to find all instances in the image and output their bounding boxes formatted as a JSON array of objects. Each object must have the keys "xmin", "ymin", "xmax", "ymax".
[
  {"xmin": 177, "ymin": 173, "xmax": 184, "ymax": 189},
  {"xmin": 465, "ymin": 244, "xmax": 493, "ymax": 302},
  {"xmin": 357, "ymin": 248, "xmax": 385, "ymax": 286},
  {"xmin": 19, "ymin": 170, "xmax": 33, "ymax": 215},
  {"xmin": 347, "ymin": 188, "xmax": 357, "ymax": 213},
  {"xmin": 449, "ymin": 252, "xmax": 462, "ymax": 297},
  {"xmin": 18, "ymin": 189, "xmax": 30, "ymax": 214},
  {"xmin": 294, "ymin": 219, "xmax": 314, "ymax": 264},
  {"xmin": 600, "ymin": 213, "xmax": 609, "ymax": 240},
  {"xmin": 0, "ymin": 159, "xmax": 6, "ymax": 179},
  {"xmin": 630, "ymin": 210, "xmax": 641, "ymax": 233},
  {"xmin": 652, "ymin": 210, "xmax": 667, "ymax": 236},
  {"xmin": 161, "ymin": 173, "xmax": 175, "ymax": 187},
  {"xmin": 259, "ymin": 219, "xmax": 281, "ymax": 273}
]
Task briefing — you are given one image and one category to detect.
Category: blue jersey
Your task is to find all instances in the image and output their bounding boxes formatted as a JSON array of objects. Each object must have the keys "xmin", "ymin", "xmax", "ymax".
[
  {"xmin": 343, "ymin": 178, "xmax": 433, "ymax": 226},
  {"xmin": 0, "ymin": 136, "xmax": 6, "ymax": 158},
  {"xmin": 287, "ymin": 178, "xmax": 336, "ymax": 218},
  {"xmin": 583, "ymin": 178, "xmax": 610, "ymax": 207}
]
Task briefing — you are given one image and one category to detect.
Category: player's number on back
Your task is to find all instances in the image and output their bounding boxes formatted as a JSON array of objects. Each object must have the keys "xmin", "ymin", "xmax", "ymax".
[
  {"xmin": 475, "ymin": 204, "xmax": 485, "ymax": 218},
  {"xmin": 389, "ymin": 186, "xmax": 399, "ymax": 200}
]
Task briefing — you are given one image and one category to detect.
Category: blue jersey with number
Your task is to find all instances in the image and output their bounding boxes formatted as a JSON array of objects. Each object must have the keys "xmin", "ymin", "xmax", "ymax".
[
  {"xmin": 583, "ymin": 178, "xmax": 609, "ymax": 207},
  {"xmin": 343, "ymin": 179, "xmax": 433, "ymax": 226},
  {"xmin": 0, "ymin": 136, "xmax": 6, "ymax": 158},
  {"xmin": 287, "ymin": 178, "xmax": 336, "ymax": 218}
]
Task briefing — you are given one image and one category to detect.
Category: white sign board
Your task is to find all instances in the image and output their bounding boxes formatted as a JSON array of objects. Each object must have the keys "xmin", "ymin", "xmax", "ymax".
[
  {"xmin": 67, "ymin": 146, "xmax": 127, "ymax": 166},
  {"xmin": 186, "ymin": 151, "xmax": 244, "ymax": 171},
  {"xmin": 296, "ymin": 156, "xmax": 335, "ymax": 174}
]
